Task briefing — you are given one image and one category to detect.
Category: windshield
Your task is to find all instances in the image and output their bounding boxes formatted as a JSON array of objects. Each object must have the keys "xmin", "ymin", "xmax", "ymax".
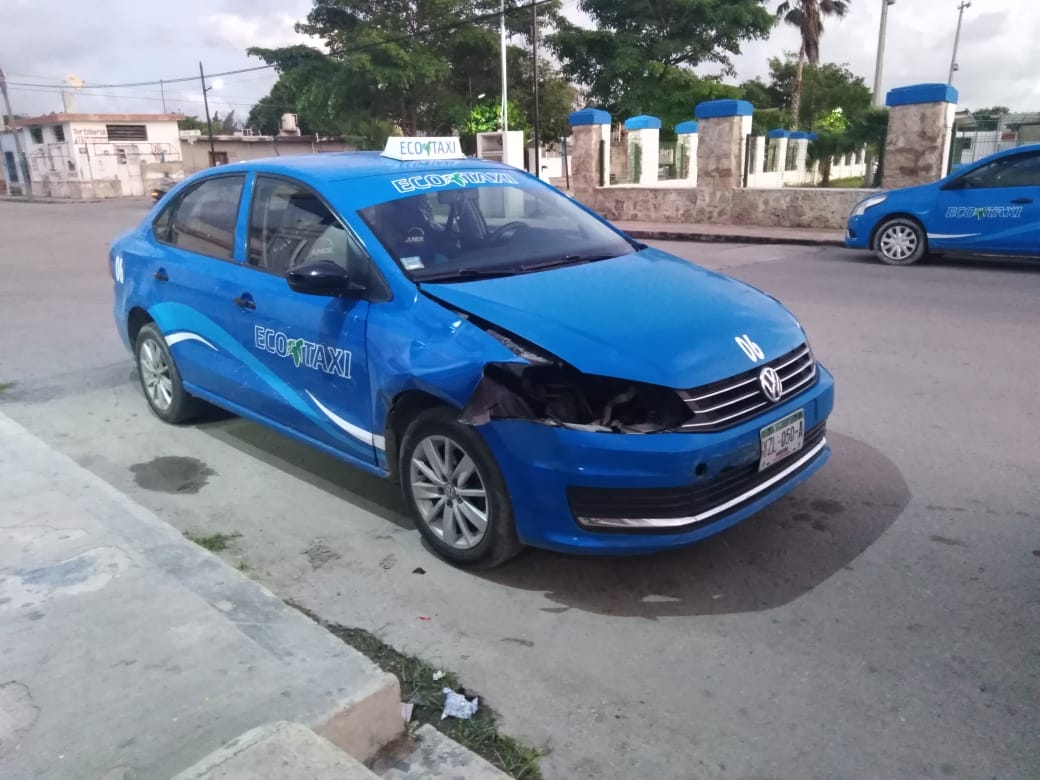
[{"xmin": 357, "ymin": 181, "xmax": 637, "ymax": 281}]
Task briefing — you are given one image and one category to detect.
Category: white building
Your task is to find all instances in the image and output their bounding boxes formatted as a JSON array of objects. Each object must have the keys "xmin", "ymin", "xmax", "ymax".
[{"xmin": 1, "ymin": 113, "xmax": 184, "ymax": 199}]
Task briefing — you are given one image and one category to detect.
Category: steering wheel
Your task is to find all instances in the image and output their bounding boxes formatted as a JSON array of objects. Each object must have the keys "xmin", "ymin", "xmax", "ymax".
[{"xmin": 487, "ymin": 221, "xmax": 528, "ymax": 245}]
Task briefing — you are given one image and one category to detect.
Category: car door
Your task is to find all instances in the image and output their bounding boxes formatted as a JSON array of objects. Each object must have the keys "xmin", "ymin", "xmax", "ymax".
[
  {"xmin": 219, "ymin": 173, "xmax": 383, "ymax": 466},
  {"xmin": 146, "ymin": 173, "xmax": 251, "ymax": 400},
  {"xmin": 929, "ymin": 150, "xmax": 1040, "ymax": 254}
]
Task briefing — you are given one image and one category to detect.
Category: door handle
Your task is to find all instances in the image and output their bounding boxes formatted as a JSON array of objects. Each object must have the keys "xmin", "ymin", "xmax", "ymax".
[
  {"xmin": 233, "ymin": 295, "xmax": 256, "ymax": 311},
  {"xmin": 153, "ymin": 268, "xmax": 168, "ymax": 282},
  {"xmin": 1010, "ymin": 197, "xmax": 1033, "ymax": 204}
]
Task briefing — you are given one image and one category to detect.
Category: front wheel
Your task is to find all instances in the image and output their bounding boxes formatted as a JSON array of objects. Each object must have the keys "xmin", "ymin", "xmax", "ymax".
[
  {"xmin": 874, "ymin": 217, "xmax": 927, "ymax": 266},
  {"xmin": 399, "ymin": 407, "xmax": 523, "ymax": 568}
]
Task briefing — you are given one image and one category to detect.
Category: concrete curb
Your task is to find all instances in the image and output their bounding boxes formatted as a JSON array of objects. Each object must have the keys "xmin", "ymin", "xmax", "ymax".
[
  {"xmin": 623, "ymin": 228, "xmax": 845, "ymax": 247},
  {"xmin": 0, "ymin": 196, "xmax": 107, "ymax": 205},
  {"xmin": 171, "ymin": 721, "xmax": 377, "ymax": 779}
]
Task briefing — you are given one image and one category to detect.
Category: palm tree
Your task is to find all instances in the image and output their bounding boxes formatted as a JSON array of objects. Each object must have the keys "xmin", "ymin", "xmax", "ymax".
[{"xmin": 777, "ymin": 0, "xmax": 850, "ymax": 127}]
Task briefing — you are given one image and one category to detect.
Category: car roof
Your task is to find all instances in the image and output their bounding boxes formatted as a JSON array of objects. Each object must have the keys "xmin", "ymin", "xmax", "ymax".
[{"xmin": 209, "ymin": 150, "xmax": 516, "ymax": 186}]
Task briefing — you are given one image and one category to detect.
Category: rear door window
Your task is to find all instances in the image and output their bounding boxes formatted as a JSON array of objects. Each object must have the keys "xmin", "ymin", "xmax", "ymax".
[{"xmin": 153, "ymin": 175, "xmax": 245, "ymax": 260}]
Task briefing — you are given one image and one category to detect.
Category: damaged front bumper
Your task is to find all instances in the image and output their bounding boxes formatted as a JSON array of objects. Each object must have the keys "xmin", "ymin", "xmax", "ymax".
[{"xmin": 476, "ymin": 364, "xmax": 835, "ymax": 554}]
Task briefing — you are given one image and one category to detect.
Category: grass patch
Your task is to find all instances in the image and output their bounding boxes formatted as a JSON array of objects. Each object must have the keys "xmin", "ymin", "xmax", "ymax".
[
  {"xmin": 183, "ymin": 530, "xmax": 242, "ymax": 552},
  {"xmin": 824, "ymin": 175, "xmax": 869, "ymax": 188},
  {"xmin": 237, "ymin": 560, "xmax": 251, "ymax": 572},
  {"xmin": 293, "ymin": 604, "xmax": 546, "ymax": 779},
  {"xmin": 0, "ymin": 381, "xmax": 16, "ymax": 395}
]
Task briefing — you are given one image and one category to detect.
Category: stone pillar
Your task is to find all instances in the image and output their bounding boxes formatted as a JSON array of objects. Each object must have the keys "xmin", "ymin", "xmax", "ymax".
[
  {"xmin": 882, "ymin": 82, "xmax": 959, "ymax": 190},
  {"xmin": 675, "ymin": 121, "xmax": 698, "ymax": 183},
  {"xmin": 694, "ymin": 99, "xmax": 753, "ymax": 190},
  {"xmin": 623, "ymin": 115, "xmax": 661, "ymax": 185},
  {"xmin": 567, "ymin": 108, "xmax": 612, "ymax": 196}
]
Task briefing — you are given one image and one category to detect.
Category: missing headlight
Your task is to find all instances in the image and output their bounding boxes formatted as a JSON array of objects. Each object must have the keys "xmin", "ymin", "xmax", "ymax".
[{"xmin": 460, "ymin": 362, "xmax": 691, "ymax": 433}]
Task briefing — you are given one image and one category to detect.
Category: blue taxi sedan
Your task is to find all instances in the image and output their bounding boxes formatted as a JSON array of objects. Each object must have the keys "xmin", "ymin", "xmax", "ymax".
[
  {"xmin": 845, "ymin": 143, "xmax": 1040, "ymax": 265},
  {"xmin": 110, "ymin": 137, "xmax": 834, "ymax": 567}
]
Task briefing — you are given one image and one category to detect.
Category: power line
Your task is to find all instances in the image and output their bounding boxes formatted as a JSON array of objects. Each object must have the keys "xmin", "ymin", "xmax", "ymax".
[
  {"xmin": 6, "ymin": 0, "xmax": 557, "ymax": 92},
  {"xmin": 7, "ymin": 85, "xmax": 295, "ymax": 111}
]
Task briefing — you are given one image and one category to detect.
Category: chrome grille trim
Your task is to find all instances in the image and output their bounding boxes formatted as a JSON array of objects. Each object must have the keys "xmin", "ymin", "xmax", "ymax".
[{"xmin": 678, "ymin": 344, "xmax": 817, "ymax": 432}]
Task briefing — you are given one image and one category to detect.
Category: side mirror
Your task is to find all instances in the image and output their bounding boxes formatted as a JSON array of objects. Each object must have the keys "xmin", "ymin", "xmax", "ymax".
[
  {"xmin": 286, "ymin": 260, "xmax": 355, "ymax": 297},
  {"xmin": 940, "ymin": 177, "xmax": 967, "ymax": 191}
]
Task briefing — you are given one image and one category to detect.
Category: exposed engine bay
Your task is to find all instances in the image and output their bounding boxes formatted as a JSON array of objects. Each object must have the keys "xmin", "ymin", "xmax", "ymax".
[{"xmin": 460, "ymin": 360, "xmax": 692, "ymax": 433}]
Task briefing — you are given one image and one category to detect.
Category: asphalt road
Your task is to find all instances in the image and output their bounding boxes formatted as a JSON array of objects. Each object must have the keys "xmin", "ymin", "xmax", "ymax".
[{"xmin": 1, "ymin": 200, "xmax": 1038, "ymax": 780}]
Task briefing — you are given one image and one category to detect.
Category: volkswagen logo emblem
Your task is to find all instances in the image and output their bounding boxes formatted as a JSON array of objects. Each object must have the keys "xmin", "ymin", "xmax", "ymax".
[{"xmin": 759, "ymin": 366, "xmax": 783, "ymax": 402}]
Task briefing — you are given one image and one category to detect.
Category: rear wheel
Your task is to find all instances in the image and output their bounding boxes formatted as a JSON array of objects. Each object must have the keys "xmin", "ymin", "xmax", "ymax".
[
  {"xmin": 874, "ymin": 217, "xmax": 927, "ymax": 266},
  {"xmin": 399, "ymin": 406, "xmax": 523, "ymax": 568},
  {"xmin": 135, "ymin": 323, "xmax": 204, "ymax": 424}
]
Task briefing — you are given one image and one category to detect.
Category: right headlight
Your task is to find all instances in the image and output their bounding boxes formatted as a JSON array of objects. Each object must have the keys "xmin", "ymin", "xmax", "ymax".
[{"xmin": 851, "ymin": 194, "xmax": 888, "ymax": 218}]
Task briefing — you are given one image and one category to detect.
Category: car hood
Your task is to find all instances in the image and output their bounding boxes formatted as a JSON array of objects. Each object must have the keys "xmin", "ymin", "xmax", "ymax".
[{"xmin": 421, "ymin": 247, "xmax": 807, "ymax": 388}]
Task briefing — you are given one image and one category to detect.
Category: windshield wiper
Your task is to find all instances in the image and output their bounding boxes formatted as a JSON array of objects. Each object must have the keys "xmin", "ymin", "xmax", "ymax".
[
  {"xmin": 417, "ymin": 267, "xmax": 519, "ymax": 282},
  {"xmin": 520, "ymin": 253, "xmax": 618, "ymax": 272}
]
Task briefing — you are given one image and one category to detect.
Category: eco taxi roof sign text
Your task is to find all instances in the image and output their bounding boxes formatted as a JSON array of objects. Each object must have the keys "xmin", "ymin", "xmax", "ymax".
[{"xmin": 382, "ymin": 136, "xmax": 466, "ymax": 162}]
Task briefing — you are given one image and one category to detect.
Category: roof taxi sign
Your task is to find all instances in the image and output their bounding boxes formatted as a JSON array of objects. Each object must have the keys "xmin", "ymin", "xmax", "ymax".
[{"xmin": 381, "ymin": 136, "xmax": 466, "ymax": 162}]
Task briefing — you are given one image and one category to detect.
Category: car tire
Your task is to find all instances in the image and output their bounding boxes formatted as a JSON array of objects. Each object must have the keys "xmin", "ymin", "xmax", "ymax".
[
  {"xmin": 135, "ymin": 322, "xmax": 204, "ymax": 424},
  {"xmin": 399, "ymin": 406, "xmax": 523, "ymax": 568},
  {"xmin": 873, "ymin": 217, "xmax": 927, "ymax": 266}
]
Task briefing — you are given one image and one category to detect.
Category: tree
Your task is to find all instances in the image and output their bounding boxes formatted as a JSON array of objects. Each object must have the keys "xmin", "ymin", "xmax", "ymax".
[
  {"xmin": 246, "ymin": 80, "xmax": 301, "ymax": 135},
  {"xmin": 177, "ymin": 116, "xmax": 208, "ymax": 132},
  {"xmin": 211, "ymin": 111, "xmax": 240, "ymax": 134},
  {"xmin": 776, "ymin": 0, "xmax": 849, "ymax": 128},
  {"xmin": 550, "ymin": 0, "xmax": 776, "ymax": 118},
  {"xmin": 759, "ymin": 54, "xmax": 870, "ymax": 131},
  {"xmin": 247, "ymin": 0, "xmax": 572, "ymax": 149}
]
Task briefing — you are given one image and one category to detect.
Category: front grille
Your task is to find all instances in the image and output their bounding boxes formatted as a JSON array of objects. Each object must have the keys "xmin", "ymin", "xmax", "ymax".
[
  {"xmin": 677, "ymin": 343, "xmax": 816, "ymax": 432},
  {"xmin": 569, "ymin": 422, "xmax": 827, "ymax": 529}
]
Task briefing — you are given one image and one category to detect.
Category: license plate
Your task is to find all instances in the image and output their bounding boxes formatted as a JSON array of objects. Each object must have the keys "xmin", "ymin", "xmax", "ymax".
[{"xmin": 759, "ymin": 410, "xmax": 805, "ymax": 471}]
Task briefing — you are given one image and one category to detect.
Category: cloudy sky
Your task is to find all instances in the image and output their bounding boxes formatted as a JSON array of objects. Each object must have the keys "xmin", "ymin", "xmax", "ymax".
[{"xmin": 3, "ymin": 0, "xmax": 1035, "ymax": 124}]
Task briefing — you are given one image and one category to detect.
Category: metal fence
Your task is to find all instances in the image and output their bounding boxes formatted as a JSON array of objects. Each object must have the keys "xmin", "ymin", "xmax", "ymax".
[
  {"xmin": 658, "ymin": 141, "xmax": 691, "ymax": 181},
  {"xmin": 950, "ymin": 112, "xmax": 1040, "ymax": 169}
]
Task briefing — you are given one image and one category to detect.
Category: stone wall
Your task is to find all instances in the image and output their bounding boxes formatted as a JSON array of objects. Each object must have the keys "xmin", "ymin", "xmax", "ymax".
[
  {"xmin": 730, "ymin": 187, "xmax": 871, "ymax": 229},
  {"xmin": 584, "ymin": 185, "xmax": 870, "ymax": 230}
]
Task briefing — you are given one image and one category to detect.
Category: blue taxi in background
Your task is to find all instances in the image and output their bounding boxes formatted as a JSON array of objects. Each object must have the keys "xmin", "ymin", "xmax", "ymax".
[
  {"xmin": 845, "ymin": 143, "xmax": 1040, "ymax": 265},
  {"xmin": 110, "ymin": 137, "xmax": 834, "ymax": 567}
]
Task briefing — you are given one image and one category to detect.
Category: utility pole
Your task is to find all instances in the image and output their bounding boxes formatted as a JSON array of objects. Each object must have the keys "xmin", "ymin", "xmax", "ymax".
[
  {"xmin": 500, "ymin": 0, "xmax": 508, "ymax": 132},
  {"xmin": 872, "ymin": 0, "xmax": 895, "ymax": 107},
  {"xmin": 948, "ymin": 1, "xmax": 971, "ymax": 85},
  {"xmin": 160, "ymin": 80, "xmax": 167, "ymax": 113},
  {"xmin": 0, "ymin": 65, "xmax": 33, "ymax": 200},
  {"xmin": 531, "ymin": 0, "xmax": 540, "ymax": 180},
  {"xmin": 199, "ymin": 62, "xmax": 216, "ymax": 165}
]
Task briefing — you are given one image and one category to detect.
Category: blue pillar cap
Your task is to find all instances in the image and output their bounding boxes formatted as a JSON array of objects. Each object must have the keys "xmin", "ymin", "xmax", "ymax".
[
  {"xmin": 624, "ymin": 115, "xmax": 662, "ymax": 131},
  {"xmin": 766, "ymin": 128, "xmax": 790, "ymax": 139},
  {"xmin": 694, "ymin": 99, "xmax": 754, "ymax": 119},
  {"xmin": 886, "ymin": 83, "xmax": 959, "ymax": 107},
  {"xmin": 789, "ymin": 131, "xmax": 812, "ymax": 140},
  {"xmin": 675, "ymin": 120, "xmax": 699, "ymax": 134},
  {"xmin": 568, "ymin": 107, "xmax": 611, "ymax": 126}
]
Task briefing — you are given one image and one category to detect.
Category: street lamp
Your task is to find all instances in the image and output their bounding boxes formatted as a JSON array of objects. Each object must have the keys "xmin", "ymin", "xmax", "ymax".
[
  {"xmin": 948, "ymin": 1, "xmax": 971, "ymax": 85},
  {"xmin": 872, "ymin": 0, "xmax": 896, "ymax": 107},
  {"xmin": 198, "ymin": 63, "xmax": 223, "ymax": 166}
]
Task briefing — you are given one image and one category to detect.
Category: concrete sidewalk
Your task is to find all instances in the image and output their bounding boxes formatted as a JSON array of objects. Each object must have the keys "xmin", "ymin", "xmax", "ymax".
[
  {"xmin": 0, "ymin": 411, "xmax": 403, "ymax": 779},
  {"xmin": 615, "ymin": 220, "xmax": 846, "ymax": 246}
]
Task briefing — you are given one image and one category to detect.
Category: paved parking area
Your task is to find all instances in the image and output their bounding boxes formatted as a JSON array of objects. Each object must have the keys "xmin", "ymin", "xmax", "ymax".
[{"xmin": 1, "ymin": 199, "xmax": 1038, "ymax": 780}]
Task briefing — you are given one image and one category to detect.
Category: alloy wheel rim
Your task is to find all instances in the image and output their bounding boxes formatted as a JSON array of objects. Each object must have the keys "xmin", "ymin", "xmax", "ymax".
[
  {"xmin": 140, "ymin": 338, "xmax": 174, "ymax": 411},
  {"xmin": 409, "ymin": 435, "xmax": 489, "ymax": 550},
  {"xmin": 880, "ymin": 225, "xmax": 918, "ymax": 261}
]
